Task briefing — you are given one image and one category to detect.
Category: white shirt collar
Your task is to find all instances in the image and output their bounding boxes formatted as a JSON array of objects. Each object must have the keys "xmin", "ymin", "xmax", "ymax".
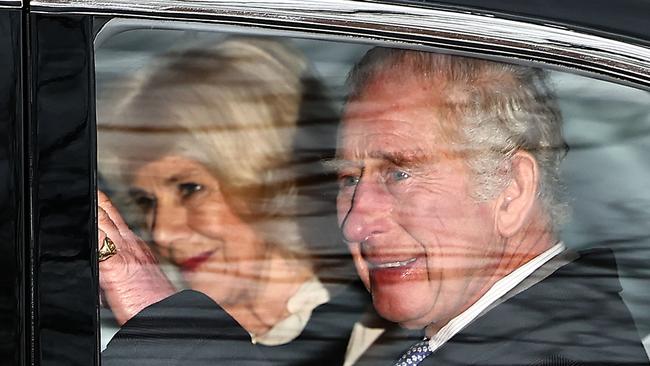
[
  {"xmin": 251, "ymin": 276, "xmax": 330, "ymax": 346},
  {"xmin": 426, "ymin": 242, "xmax": 566, "ymax": 352}
]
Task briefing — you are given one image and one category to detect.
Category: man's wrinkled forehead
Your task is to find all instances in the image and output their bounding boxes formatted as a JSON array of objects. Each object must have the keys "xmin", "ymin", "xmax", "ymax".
[
  {"xmin": 346, "ymin": 71, "xmax": 442, "ymax": 113},
  {"xmin": 337, "ymin": 119, "xmax": 432, "ymax": 153},
  {"xmin": 339, "ymin": 100, "xmax": 463, "ymax": 163},
  {"xmin": 336, "ymin": 118, "xmax": 466, "ymax": 174},
  {"xmin": 343, "ymin": 71, "xmax": 463, "ymax": 133}
]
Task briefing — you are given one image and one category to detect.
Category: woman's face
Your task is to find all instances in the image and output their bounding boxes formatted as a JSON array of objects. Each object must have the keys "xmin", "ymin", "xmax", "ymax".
[{"xmin": 130, "ymin": 155, "xmax": 268, "ymax": 304}]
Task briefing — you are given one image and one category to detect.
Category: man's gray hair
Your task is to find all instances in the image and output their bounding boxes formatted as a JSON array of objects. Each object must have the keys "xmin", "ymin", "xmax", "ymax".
[{"xmin": 347, "ymin": 48, "xmax": 569, "ymax": 229}]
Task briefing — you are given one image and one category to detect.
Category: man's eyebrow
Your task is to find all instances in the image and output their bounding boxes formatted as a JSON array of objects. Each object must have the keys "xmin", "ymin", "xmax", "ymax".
[
  {"xmin": 322, "ymin": 150, "xmax": 435, "ymax": 170},
  {"xmin": 369, "ymin": 150, "xmax": 434, "ymax": 166}
]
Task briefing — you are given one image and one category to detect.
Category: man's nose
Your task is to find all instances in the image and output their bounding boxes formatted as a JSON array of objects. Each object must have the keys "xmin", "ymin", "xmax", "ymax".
[
  {"xmin": 340, "ymin": 176, "xmax": 391, "ymax": 244},
  {"xmin": 150, "ymin": 201, "xmax": 190, "ymax": 259}
]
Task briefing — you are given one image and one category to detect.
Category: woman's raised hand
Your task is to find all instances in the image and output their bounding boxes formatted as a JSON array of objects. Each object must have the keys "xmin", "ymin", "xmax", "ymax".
[{"xmin": 98, "ymin": 190, "xmax": 175, "ymax": 325}]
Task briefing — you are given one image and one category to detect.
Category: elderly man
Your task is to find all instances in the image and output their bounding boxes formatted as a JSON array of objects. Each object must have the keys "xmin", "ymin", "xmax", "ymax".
[{"xmin": 336, "ymin": 48, "xmax": 649, "ymax": 365}]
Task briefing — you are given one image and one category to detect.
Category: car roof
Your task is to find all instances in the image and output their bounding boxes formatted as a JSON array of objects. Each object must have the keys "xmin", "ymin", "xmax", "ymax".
[
  {"xmin": 380, "ymin": 0, "xmax": 650, "ymax": 44},
  {"xmin": 24, "ymin": 0, "xmax": 650, "ymax": 44}
]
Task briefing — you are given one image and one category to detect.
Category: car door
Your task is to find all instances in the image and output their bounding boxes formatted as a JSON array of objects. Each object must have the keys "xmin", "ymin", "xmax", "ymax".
[
  {"xmin": 20, "ymin": 1, "xmax": 650, "ymax": 365},
  {"xmin": 0, "ymin": 2, "xmax": 25, "ymax": 366}
]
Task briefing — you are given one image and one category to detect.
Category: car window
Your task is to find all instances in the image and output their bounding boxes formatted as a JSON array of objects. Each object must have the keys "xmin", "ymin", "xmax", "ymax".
[{"xmin": 94, "ymin": 18, "xmax": 650, "ymax": 365}]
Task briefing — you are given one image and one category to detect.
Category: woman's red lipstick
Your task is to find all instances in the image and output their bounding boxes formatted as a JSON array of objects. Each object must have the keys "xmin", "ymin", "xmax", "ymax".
[{"xmin": 179, "ymin": 250, "xmax": 214, "ymax": 272}]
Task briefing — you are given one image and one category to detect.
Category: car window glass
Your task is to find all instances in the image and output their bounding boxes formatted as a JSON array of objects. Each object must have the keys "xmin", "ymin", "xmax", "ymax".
[{"xmin": 95, "ymin": 19, "xmax": 650, "ymax": 364}]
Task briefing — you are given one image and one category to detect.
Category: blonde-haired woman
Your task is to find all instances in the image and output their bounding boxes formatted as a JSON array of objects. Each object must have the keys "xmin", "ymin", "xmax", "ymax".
[{"xmin": 98, "ymin": 37, "xmax": 366, "ymax": 365}]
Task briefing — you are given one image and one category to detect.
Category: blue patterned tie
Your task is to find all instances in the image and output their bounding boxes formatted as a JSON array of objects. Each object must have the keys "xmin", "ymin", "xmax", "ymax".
[{"xmin": 394, "ymin": 338, "xmax": 432, "ymax": 366}]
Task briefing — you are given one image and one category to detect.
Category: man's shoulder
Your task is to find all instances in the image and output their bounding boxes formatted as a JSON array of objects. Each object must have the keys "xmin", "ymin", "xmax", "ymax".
[
  {"xmin": 423, "ymin": 247, "xmax": 649, "ymax": 365},
  {"xmin": 534, "ymin": 247, "xmax": 623, "ymax": 298}
]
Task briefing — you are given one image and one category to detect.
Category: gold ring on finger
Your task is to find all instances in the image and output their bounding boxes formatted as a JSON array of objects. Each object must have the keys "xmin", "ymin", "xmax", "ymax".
[{"xmin": 98, "ymin": 236, "xmax": 117, "ymax": 262}]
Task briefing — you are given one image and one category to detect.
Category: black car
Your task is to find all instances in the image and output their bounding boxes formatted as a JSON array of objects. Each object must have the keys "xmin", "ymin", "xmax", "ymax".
[{"xmin": 1, "ymin": 0, "xmax": 649, "ymax": 365}]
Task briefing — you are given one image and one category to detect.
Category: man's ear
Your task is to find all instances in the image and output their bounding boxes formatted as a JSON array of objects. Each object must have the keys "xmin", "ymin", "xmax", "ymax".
[{"xmin": 495, "ymin": 150, "xmax": 539, "ymax": 238}]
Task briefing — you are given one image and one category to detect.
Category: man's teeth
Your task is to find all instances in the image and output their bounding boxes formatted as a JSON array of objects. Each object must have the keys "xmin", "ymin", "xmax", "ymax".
[{"xmin": 374, "ymin": 258, "xmax": 416, "ymax": 269}]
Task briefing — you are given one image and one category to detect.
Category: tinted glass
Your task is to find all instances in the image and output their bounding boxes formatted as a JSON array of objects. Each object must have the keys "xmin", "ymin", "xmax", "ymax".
[{"xmin": 95, "ymin": 19, "xmax": 650, "ymax": 365}]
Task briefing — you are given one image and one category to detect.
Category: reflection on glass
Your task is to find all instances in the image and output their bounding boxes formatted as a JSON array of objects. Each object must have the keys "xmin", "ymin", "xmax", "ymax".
[{"xmin": 96, "ymin": 22, "xmax": 650, "ymax": 365}]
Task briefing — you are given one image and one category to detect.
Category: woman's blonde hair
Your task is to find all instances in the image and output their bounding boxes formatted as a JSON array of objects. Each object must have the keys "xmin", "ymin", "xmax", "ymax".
[{"xmin": 98, "ymin": 36, "xmax": 330, "ymax": 253}]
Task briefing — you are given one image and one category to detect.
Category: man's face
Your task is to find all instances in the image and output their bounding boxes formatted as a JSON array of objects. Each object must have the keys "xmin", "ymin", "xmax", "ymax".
[{"xmin": 336, "ymin": 72, "xmax": 506, "ymax": 330}]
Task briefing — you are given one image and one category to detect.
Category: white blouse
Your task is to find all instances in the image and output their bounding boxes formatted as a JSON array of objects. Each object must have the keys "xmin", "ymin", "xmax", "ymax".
[{"xmin": 250, "ymin": 276, "xmax": 330, "ymax": 346}]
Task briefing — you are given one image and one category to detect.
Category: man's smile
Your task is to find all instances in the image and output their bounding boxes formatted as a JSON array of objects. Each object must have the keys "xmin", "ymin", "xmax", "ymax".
[{"xmin": 368, "ymin": 257, "xmax": 417, "ymax": 269}]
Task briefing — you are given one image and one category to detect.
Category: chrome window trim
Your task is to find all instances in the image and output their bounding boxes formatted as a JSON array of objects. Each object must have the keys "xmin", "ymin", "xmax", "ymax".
[
  {"xmin": 0, "ymin": 0, "xmax": 22, "ymax": 8},
  {"xmin": 31, "ymin": 0, "xmax": 650, "ymax": 88}
]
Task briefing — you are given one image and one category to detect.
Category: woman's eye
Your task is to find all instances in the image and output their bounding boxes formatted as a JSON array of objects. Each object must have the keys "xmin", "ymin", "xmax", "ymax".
[
  {"xmin": 178, "ymin": 182, "xmax": 203, "ymax": 198},
  {"xmin": 133, "ymin": 195, "xmax": 155, "ymax": 212}
]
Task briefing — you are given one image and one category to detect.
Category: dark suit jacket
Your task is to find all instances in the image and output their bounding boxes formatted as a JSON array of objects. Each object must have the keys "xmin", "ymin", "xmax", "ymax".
[
  {"xmin": 355, "ymin": 248, "xmax": 650, "ymax": 366},
  {"xmin": 101, "ymin": 280, "xmax": 369, "ymax": 366}
]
